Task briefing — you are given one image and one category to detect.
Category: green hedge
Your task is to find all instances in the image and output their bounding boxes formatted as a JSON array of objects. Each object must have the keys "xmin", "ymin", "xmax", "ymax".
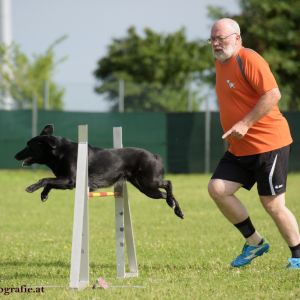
[{"xmin": 2, "ymin": 110, "xmax": 299, "ymax": 173}]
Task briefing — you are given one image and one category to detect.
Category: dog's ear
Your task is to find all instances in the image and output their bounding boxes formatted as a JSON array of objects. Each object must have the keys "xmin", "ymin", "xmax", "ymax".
[
  {"xmin": 34, "ymin": 135, "xmax": 58, "ymax": 149},
  {"xmin": 40, "ymin": 124, "xmax": 54, "ymax": 136}
]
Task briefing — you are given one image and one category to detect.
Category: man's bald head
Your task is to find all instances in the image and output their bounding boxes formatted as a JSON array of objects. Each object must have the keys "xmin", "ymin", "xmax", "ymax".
[{"xmin": 211, "ymin": 18, "xmax": 241, "ymax": 36}]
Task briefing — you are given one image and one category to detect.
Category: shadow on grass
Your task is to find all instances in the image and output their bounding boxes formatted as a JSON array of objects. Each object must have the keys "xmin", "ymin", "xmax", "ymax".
[
  {"xmin": 0, "ymin": 260, "xmax": 116, "ymax": 281},
  {"xmin": 0, "ymin": 260, "xmax": 69, "ymax": 268}
]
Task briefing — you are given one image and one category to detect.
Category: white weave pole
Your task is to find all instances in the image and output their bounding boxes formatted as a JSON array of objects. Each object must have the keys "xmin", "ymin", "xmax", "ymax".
[
  {"xmin": 113, "ymin": 127, "xmax": 138, "ymax": 278},
  {"xmin": 69, "ymin": 125, "xmax": 89, "ymax": 289},
  {"xmin": 69, "ymin": 125, "xmax": 138, "ymax": 289}
]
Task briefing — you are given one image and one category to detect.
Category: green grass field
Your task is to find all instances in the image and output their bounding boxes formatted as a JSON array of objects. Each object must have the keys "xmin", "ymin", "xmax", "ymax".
[{"xmin": 0, "ymin": 170, "xmax": 300, "ymax": 299}]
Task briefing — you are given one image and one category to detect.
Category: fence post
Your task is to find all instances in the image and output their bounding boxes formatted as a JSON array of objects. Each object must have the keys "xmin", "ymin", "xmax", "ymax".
[
  {"xmin": 118, "ymin": 79, "xmax": 124, "ymax": 113},
  {"xmin": 204, "ymin": 97, "xmax": 211, "ymax": 173},
  {"xmin": 32, "ymin": 95, "xmax": 38, "ymax": 138}
]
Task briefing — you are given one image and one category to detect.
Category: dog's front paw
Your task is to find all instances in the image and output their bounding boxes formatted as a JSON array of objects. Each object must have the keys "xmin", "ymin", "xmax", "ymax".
[
  {"xmin": 26, "ymin": 185, "xmax": 37, "ymax": 193},
  {"xmin": 41, "ymin": 193, "xmax": 48, "ymax": 202},
  {"xmin": 174, "ymin": 206, "xmax": 184, "ymax": 219}
]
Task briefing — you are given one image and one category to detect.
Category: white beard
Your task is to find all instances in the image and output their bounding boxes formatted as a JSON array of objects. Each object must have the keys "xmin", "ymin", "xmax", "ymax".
[{"xmin": 213, "ymin": 44, "xmax": 235, "ymax": 62}]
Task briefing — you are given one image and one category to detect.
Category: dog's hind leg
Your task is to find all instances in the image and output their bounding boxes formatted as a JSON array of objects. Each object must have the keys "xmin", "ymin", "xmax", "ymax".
[
  {"xmin": 131, "ymin": 178, "xmax": 184, "ymax": 219},
  {"xmin": 160, "ymin": 180, "xmax": 184, "ymax": 219},
  {"xmin": 129, "ymin": 178, "xmax": 166, "ymax": 198}
]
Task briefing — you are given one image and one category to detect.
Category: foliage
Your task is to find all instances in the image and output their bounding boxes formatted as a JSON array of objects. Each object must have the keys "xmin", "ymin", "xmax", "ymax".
[
  {"xmin": 0, "ymin": 170, "xmax": 300, "ymax": 299},
  {"xmin": 208, "ymin": 0, "xmax": 300, "ymax": 110},
  {"xmin": 94, "ymin": 27, "xmax": 212, "ymax": 112},
  {"xmin": 95, "ymin": 1, "xmax": 300, "ymax": 112},
  {"xmin": 0, "ymin": 36, "xmax": 67, "ymax": 110}
]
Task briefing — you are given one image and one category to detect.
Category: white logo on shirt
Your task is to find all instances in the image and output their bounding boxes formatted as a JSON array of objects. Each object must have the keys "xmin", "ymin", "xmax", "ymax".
[{"xmin": 226, "ymin": 80, "xmax": 235, "ymax": 89}]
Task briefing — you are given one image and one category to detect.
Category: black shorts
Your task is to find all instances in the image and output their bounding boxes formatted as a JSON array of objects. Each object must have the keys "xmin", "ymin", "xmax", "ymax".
[{"xmin": 211, "ymin": 145, "xmax": 291, "ymax": 196}]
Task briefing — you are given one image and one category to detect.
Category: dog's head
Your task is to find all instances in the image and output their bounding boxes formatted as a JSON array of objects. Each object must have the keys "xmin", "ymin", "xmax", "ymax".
[{"xmin": 15, "ymin": 124, "xmax": 59, "ymax": 166}]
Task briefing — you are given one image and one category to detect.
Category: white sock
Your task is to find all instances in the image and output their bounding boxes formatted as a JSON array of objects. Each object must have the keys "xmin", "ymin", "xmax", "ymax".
[{"xmin": 246, "ymin": 231, "xmax": 263, "ymax": 246}]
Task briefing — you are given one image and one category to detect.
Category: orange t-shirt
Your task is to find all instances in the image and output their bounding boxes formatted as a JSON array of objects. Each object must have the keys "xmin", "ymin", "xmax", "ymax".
[{"xmin": 215, "ymin": 47, "xmax": 292, "ymax": 156}]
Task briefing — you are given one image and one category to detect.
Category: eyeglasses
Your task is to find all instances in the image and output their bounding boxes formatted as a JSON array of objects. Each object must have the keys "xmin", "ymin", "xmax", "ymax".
[{"xmin": 207, "ymin": 33, "xmax": 238, "ymax": 44}]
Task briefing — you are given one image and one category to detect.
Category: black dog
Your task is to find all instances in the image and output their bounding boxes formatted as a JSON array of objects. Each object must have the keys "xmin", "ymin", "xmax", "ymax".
[{"xmin": 15, "ymin": 124, "xmax": 184, "ymax": 219}]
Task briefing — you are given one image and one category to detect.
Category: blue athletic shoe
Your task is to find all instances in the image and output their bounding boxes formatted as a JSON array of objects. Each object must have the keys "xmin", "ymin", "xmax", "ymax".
[
  {"xmin": 231, "ymin": 241, "xmax": 270, "ymax": 267},
  {"xmin": 287, "ymin": 258, "xmax": 300, "ymax": 269}
]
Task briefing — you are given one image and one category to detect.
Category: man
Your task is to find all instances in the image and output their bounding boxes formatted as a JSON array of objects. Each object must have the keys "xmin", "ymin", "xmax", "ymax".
[{"xmin": 207, "ymin": 18, "xmax": 300, "ymax": 268}]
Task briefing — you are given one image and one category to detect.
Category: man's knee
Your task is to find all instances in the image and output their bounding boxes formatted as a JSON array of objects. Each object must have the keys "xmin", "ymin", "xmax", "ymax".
[
  {"xmin": 260, "ymin": 194, "xmax": 285, "ymax": 215},
  {"xmin": 208, "ymin": 179, "xmax": 226, "ymax": 200},
  {"xmin": 208, "ymin": 179, "xmax": 242, "ymax": 201}
]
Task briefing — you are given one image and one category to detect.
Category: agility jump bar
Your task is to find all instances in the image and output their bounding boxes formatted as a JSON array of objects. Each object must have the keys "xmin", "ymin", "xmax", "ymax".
[{"xmin": 88, "ymin": 191, "xmax": 120, "ymax": 198}]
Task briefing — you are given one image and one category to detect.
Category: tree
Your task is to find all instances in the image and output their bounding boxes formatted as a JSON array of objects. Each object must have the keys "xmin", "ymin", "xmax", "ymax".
[
  {"xmin": 94, "ymin": 27, "xmax": 212, "ymax": 112},
  {"xmin": 208, "ymin": 0, "xmax": 300, "ymax": 110},
  {"xmin": 0, "ymin": 36, "xmax": 67, "ymax": 110}
]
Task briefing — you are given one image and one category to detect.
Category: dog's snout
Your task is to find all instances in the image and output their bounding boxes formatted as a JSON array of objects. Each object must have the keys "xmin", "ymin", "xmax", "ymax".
[
  {"xmin": 15, "ymin": 152, "xmax": 22, "ymax": 160},
  {"xmin": 14, "ymin": 147, "xmax": 31, "ymax": 161}
]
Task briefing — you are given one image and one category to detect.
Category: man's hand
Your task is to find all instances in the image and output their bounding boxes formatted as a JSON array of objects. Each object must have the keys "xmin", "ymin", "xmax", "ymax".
[
  {"xmin": 222, "ymin": 120, "xmax": 250, "ymax": 140},
  {"xmin": 222, "ymin": 88, "xmax": 281, "ymax": 141}
]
